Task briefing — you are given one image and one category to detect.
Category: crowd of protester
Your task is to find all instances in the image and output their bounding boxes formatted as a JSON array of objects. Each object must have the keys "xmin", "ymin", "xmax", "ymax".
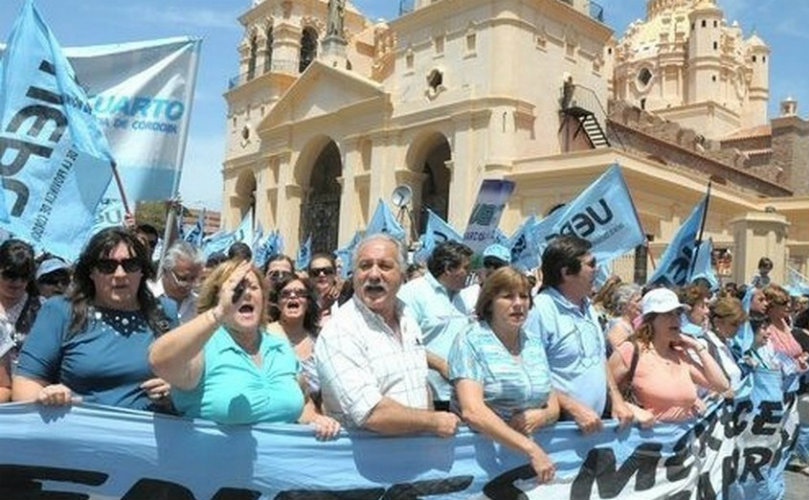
[{"xmin": 2, "ymin": 224, "xmax": 809, "ymax": 482}]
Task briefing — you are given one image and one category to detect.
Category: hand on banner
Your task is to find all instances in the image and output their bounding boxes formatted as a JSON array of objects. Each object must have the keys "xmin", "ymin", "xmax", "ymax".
[
  {"xmin": 528, "ymin": 446, "xmax": 556, "ymax": 484},
  {"xmin": 309, "ymin": 414, "xmax": 342, "ymax": 441},
  {"xmin": 509, "ymin": 408, "xmax": 555, "ymax": 435},
  {"xmin": 140, "ymin": 377, "xmax": 171, "ymax": 402},
  {"xmin": 610, "ymin": 399, "xmax": 634, "ymax": 430},
  {"xmin": 630, "ymin": 405, "xmax": 656, "ymax": 429},
  {"xmin": 37, "ymin": 384, "xmax": 81, "ymax": 406},
  {"xmin": 431, "ymin": 411, "xmax": 461, "ymax": 438},
  {"xmin": 567, "ymin": 400, "xmax": 603, "ymax": 435}
]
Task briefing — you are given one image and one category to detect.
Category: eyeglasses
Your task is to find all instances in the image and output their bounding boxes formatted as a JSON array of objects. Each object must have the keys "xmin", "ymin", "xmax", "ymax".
[
  {"xmin": 584, "ymin": 257, "xmax": 597, "ymax": 269},
  {"xmin": 169, "ymin": 269, "xmax": 198, "ymax": 287},
  {"xmin": 38, "ymin": 273, "xmax": 70, "ymax": 287},
  {"xmin": 95, "ymin": 258, "xmax": 142, "ymax": 275},
  {"xmin": 267, "ymin": 270, "xmax": 293, "ymax": 281},
  {"xmin": 280, "ymin": 288, "xmax": 307, "ymax": 300},
  {"xmin": 310, "ymin": 267, "xmax": 335, "ymax": 277},
  {"xmin": 1, "ymin": 268, "xmax": 32, "ymax": 282}
]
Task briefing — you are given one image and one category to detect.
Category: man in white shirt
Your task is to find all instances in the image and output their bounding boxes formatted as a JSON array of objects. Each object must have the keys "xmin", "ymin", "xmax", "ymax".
[{"xmin": 315, "ymin": 234, "xmax": 460, "ymax": 436}]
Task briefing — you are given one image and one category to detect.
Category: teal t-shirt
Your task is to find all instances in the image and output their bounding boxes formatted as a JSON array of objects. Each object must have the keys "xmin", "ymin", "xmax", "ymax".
[{"xmin": 172, "ymin": 327, "xmax": 304, "ymax": 425}]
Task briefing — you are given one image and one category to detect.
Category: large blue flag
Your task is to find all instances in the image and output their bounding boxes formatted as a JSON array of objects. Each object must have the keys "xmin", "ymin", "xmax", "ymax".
[
  {"xmin": 0, "ymin": 0, "xmax": 114, "ymax": 258},
  {"xmin": 507, "ymin": 215, "xmax": 540, "ymax": 270},
  {"xmin": 296, "ymin": 234, "xmax": 312, "ymax": 270},
  {"xmin": 183, "ymin": 208, "xmax": 205, "ymax": 247},
  {"xmin": 366, "ymin": 199, "xmax": 405, "ymax": 241},
  {"xmin": 232, "ymin": 208, "xmax": 253, "ymax": 245},
  {"xmin": 201, "ymin": 230, "xmax": 233, "ymax": 258},
  {"xmin": 335, "ymin": 231, "xmax": 362, "ymax": 279},
  {"xmin": 647, "ymin": 195, "xmax": 707, "ymax": 287},
  {"xmin": 787, "ymin": 267, "xmax": 809, "ymax": 297},
  {"xmin": 532, "ymin": 165, "xmax": 645, "ymax": 265},
  {"xmin": 413, "ymin": 208, "xmax": 462, "ymax": 263},
  {"xmin": 690, "ymin": 237, "xmax": 720, "ymax": 291}
]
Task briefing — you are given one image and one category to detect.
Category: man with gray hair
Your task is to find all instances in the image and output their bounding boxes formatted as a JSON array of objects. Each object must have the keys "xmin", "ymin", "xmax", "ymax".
[
  {"xmin": 315, "ymin": 233, "xmax": 460, "ymax": 436},
  {"xmin": 149, "ymin": 241, "xmax": 204, "ymax": 324}
]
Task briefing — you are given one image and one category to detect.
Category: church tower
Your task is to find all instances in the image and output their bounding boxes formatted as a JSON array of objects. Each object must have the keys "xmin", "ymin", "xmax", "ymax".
[
  {"xmin": 686, "ymin": 0, "xmax": 722, "ymax": 105},
  {"xmin": 744, "ymin": 33, "xmax": 770, "ymax": 128}
]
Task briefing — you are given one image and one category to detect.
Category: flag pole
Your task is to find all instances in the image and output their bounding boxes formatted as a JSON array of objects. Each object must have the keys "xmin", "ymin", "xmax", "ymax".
[
  {"xmin": 688, "ymin": 182, "xmax": 712, "ymax": 281},
  {"xmin": 110, "ymin": 161, "xmax": 131, "ymax": 214}
]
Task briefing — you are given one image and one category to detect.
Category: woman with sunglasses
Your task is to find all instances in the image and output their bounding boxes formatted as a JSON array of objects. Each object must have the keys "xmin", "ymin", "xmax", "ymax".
[
  {"xmin": 307, "ymin": 253, "xmax": 340, "ymax": 326},
  {"xmin": 267, "ymin": 274, "xmax": 321, "ymax": 398},
  {"xmin": 449, "ymin": 267, "xmax": 559, "ymax": 484},
  {"xmin": 0, "ymin": 239, "xmax": 41, "ymax": 353},
  {"xmin": 12, "ymin": 227, "xmax": 176, "ymax": 410},
  {"xmin": 763, "ymin": 285, "xmax": 809, "ymax": 375}
]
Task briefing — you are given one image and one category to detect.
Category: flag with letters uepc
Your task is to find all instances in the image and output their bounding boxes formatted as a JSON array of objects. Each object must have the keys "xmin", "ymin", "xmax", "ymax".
[{"xmin": 0, "ymin": 0, "xmax": 113, "ymax": 258}]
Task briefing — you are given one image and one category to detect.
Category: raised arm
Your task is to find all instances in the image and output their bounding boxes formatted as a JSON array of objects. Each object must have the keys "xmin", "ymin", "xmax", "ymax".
[{"xmin": 149, "ymin": 261, "xmax": 250, "ymax": 390}]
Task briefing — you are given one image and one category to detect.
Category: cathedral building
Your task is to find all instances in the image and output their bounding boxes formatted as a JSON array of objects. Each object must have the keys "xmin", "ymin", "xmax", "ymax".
[{"xmin": 222, "ymin": 0, "xmax": 809, "ymax": 283}]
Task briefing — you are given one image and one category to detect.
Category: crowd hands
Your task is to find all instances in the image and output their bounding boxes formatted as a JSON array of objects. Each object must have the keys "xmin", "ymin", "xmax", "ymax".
[{"xmin": 2, "ymin": 219, "xmax": 809, "ymax": 484}]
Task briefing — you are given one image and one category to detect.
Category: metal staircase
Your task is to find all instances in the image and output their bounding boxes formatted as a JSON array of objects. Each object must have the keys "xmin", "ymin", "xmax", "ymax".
[{"xmin": 560, "ymin": 82, "xmax": 613, "ymax": 149}]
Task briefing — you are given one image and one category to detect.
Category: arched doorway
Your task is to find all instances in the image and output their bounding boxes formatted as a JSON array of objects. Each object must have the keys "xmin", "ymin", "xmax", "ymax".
[
  {"xmin": 235, "ymin": 170, "xmax": 257, "ymax": 227},
  {"xmin": 414, "ymin": 134, "xmax": 451, "ymax": 234},
  {"xmin": 300, "ymin": 141, "xmax": 342, "ymax": 253}
]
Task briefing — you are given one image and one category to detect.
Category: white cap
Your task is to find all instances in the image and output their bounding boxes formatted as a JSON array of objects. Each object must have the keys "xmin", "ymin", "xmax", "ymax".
[
  {"xmin": 641, "ymin": 288, "xmax": 688, "ymax": 316},
  {"xmin": 36, "ymin": 258, "xmax": 70, "ymax": 280}
]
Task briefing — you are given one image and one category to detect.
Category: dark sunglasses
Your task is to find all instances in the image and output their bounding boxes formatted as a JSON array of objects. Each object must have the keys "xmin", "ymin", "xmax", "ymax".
[
  {"xmin": 310, "ymin": 266, "xmax": 335, "ymax": 277},
  {"xmin": 483, "ymin": 258, "xmax": 507, "ymax": 270},
  {"xmin": 1, "ymin": 268, "xmax": 32, "ymax": 281},
  {"xmin": 38, "ymin": 273, "xmax": 71, "ymax": 287},
  {"xmin": 280, "ymin": 288, "xmax": 308, "ymax": 300},
  {"xmin": 267, "ymin": 270, "xmax": 294, "ymax": 281},
  {"xmin": 95, "ymin": 258, "xmax": 142, "ymax": 275}
]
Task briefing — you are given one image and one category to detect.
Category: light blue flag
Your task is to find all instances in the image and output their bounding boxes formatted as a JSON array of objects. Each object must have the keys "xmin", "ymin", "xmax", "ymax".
[
  {"xmin": 183, "ymin": 208, "xmax": 205, "ymax": 247},
  {"xmin": 335, "ymin": 231, "xmax": 362, "ymax": 279},
  {"xmin": 201, "ymin": 230, "xmax": 233, "ymax": 258},
  {"xmin": 507, "ymin": 215, "xmax": 539, "ymax": 271},
  {"xmin": 647, "ymin": 195, "xmax": 707, "ymax": 287},
  {"xmin": 366, "ymin": 199, "xmax": 405, "ymax": 241},
  {"xmin": 0, "ymin": 0, "xmax": 115, "ymax": 258},
  {"xmin": 91, "ymin": 197, "xmax": 125, "ymax": 235},
  {"xmin": 532, "ymin": 165, "xmax": 645, "ymax": 266},
  {"xmin": 493, "ymin": 228, "xmax": 509, "ymax": 246},
  {"xmin": 729, "ymin": 285, "xmax": 756, "ymax": 362},
  {"xmin": 786, "ymin": 268, "xmax": 809, "ymax": 297},
  {"xmin": 296, "ymin": 234, "xmax": 312, "ymax": 270},
  {"xmin": 413, "ymin": 208, "xmax": 462, "ymax": 263},
  {"xmin": 251, "ymin": 224, "xmax": 264, "ymax": 253},
  {"xmin": 690, "ymin": 237, "xmax": 720, "ymax": 291},
  {"xmin": 232, "ymin": 208, "xmax": 254, "ymax": 245},
  {"xmin": 252, "ymin": 230, "xmax": 272, "ymax": 268}
]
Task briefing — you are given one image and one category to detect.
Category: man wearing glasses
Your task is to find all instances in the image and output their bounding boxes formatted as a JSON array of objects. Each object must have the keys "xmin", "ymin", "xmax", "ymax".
[
  {"xmin": 526, "ymin": 235, "xmax": 633, "ymax": 433},
  {"xmin": 399, "ymin": 241, "xmax": 474, "ymax": 410},
  {"xmin": 150, "ymin": 242, "xmax": 204, "ymax": 324},
  {"xmin": 459, "ymin": 243, "xmax": 511, "ymax": 315}
]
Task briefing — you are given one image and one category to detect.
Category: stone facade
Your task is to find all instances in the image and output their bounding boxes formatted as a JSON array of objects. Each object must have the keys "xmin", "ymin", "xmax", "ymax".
[{"xmin": 221, "ymin": 0, "xmax": 809, "ymax": 282}]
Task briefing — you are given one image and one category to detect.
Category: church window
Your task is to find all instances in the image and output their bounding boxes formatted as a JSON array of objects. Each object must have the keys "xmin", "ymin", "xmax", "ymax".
[
  {"xmin": 427, "ymin": 68, "xmax": 443, "ymax": 91},
  {"xmin": 762, "ymin": 55, "xmax": 766, "ymax": 63},
  {"xmin": 466, "ymin": 32, "xmax": 476, "ymax": 53},
  {"xmin": 434, "ymin": 35, "xmax": 444, "ymax": 55},
  {"xmin": 713, "ymin": 20, "xmax": 718, "ymax": 27},
  {"xmin": 264, "ymin": 26, "xmax": 274, "ymax": 73},
  {"xmin": 406, "ymin": 50, "xmax": 414, "ymax": 69},
  {"xmin": 247, "ymin": 34, "xmax": 257, "ymax": 80},
  {"xmin": 713, "ymin": 41, "xmax": 718, "ymax": 50},
  {"xmin": 638, "ymin": 67, "xmax": 653, "ymax": 87},
  {"xmin": 752, "ymin": 55, "xmax": 757, "ymax": 62},
  {"xmin": 701, "ymin": 20, "xmax": 706, "ymax": 28},
  {"xmin": 299, "ymin": 27, "xmax": 318, "ymax": 73}
]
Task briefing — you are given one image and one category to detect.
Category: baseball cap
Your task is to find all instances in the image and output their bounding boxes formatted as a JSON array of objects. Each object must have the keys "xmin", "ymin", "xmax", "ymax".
[
  {"xmin": 641, "ymin": 288, "xmax": 688, "ymax": 316},
  {"xmin": 36, "ymin": 258, "xmax": 70, "ymax": 280},
  {"xmin": 482, "ymin": 244, "xmax": 511, "ymax": 264}
]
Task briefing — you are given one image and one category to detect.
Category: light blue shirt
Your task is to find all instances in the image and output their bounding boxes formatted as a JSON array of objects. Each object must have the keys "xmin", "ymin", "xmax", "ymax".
[
  {"xmin": 680, "ymin": 313, "xmax": 705, "ymax": 338},
  {"xmin": 172, "ymin": 327, "xmax": 304, "ymax": 425},
  {"xmin": 525, "ymin": 287, "xmax": 607, "ymax": 416},
  {"xmin": 448, "ymin": 321, "xmax": 552, "ymax": 421},
  {"xmin": 398, "ymin": 272, "xmax": 472, "ymax": 401}
]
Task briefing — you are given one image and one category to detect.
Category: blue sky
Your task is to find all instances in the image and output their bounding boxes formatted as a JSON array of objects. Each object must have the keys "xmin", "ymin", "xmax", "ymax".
[{"xmin": 1, "ymin": 0, "xmax": 806, "ymax": 212}]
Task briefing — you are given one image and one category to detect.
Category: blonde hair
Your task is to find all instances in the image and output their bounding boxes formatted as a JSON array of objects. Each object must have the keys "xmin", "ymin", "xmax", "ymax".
[
  {"xmin": 710, "ymin": 296, "xmax": 746, "ymax": 325},
  {"xmin": 196, "ymin": 259, "xmax": 269, "ymax": 325}
]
